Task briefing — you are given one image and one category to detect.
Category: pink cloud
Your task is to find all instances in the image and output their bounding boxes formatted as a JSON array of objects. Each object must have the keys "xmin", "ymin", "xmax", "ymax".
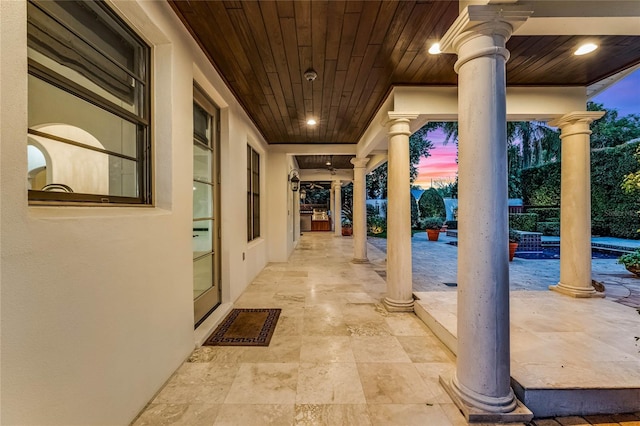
[{"xmin": 415, "ymin": 134, "xmax": 458, "ymax": 187}]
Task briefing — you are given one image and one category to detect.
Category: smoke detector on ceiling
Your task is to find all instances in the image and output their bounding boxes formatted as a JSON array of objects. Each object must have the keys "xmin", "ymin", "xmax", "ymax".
[{"xmin": 304, "ymin": 69, "xmax": 317, "ymax": 82}]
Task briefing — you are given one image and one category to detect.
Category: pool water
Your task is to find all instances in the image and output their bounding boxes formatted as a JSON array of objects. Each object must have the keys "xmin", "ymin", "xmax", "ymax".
[{"xmin": 514, "ymin": 247, "xmax": 619, "ymax": 260}]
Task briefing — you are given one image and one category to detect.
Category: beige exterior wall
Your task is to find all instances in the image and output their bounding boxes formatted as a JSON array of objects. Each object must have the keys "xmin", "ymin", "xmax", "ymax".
[{"xmin": 0, "ymin": 1, "xmax": 271, "ymax": 424}]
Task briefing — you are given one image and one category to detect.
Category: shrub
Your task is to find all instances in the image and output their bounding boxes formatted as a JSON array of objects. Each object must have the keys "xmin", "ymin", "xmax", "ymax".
[
  {"xmin": 537, "ymin": 221, "xmax": 560, "ymax": 236},
  {"xmin": 419, "ymin": 217, "xmax": 445, "ymax": 230},
  {"xmin": 592, "ymin": 142, "xmax": 640, "ymax": 238},
  {"xmin": 418, "ymin": 188, "xmax": 446, "ymax": 219},
  {"xmin": 527, "ymin": 207, "xmax": 560, "ymax": 222},
  {"xmin": 509, "ymin": 213, "xmax": 538, "ymax": 232},
  {"xmin": 618, "ymin": 249, "xmax": 640, "ymax": 268},
  {"xmin": 521, "ymin": 141, "xmax": 640, "ymax": 239},
  {"xmin": 508, "ymin": 229, "xmax": 522, "ymax": 243},
  {"xmin": 521, "ymin": 162, "xmax": 561, "ymax": 206},
  {"xmin": 367, "ymin": 214, "xmax": 386, "ymax": 235}
]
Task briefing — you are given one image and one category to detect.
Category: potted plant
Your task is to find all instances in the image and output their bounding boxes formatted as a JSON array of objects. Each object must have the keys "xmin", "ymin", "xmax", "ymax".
[
  {"xmin": 422, "ymin": 217, "xmax": 444, "ymax": 241},
  {"xmin": 618, "ymin": 249, "xmax": 640, "ymax": 277},
  {"xmin": 341, "ymin": 217, "xmax": 353, "ymax": 236},
  {"xmin": 509, "ymin": 229, "xmax": 521, "ymax": 262}
]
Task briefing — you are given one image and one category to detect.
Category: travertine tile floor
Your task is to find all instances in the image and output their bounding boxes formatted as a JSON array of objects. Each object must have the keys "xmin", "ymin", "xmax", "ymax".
[
  {"xmin": 134, "ymin": 233, "xmax": 472, "ymax": 425},
  {"xmin": 134, "ymin": 233, "xmax": 640, "ymax": 425}
]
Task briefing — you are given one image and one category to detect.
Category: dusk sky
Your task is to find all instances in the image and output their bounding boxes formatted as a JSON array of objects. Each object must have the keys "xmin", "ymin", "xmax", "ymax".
[{"xmin": 414, "ymin": 69, "xmax": 640, "ymax": 188}]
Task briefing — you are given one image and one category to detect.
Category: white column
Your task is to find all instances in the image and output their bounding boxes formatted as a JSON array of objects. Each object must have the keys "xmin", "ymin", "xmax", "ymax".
[
  {"xmin": 383, "ymin": 113, "xmax": 418, "ymax": 312},
  {"xmin": 438, "ymin": 6, "xmax": 532, "ymax": 422},
  {"xmin": 549, "ymin": 112, "xmax": 605, "ymax": 298},
  {"xmin": 351, "ymin": 157, "xmax": 370, "ymax": 263},
  {"xmin": 330, "ymin": 183, "xmax": 335, "ymax": 231},
  {"xmin": 333, "ymin": 180, "xmax": 342, "ymax": 237}
]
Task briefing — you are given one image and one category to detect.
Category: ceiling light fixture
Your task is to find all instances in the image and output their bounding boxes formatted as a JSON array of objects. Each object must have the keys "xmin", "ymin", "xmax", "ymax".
[
  {"xmin": 574, "ymin": 43, "xmax": 598, "ymax": 56},
  {"xmin": 428, "ymin": 43, "xmax": 441, "ymax": 55},
  {"xmin": 304, "ymin": 68, "xmax": 318, "ymax": 127}
]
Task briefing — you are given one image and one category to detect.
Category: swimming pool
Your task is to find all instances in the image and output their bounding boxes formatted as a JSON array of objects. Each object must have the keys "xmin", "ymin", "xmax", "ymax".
[
  {"xmin": 514, "ymin": 246, "xmax": 619, "ymax": 260},
  {"xmin": 446, "ymin": 241, "xmax": 623, "ymax": 260}
]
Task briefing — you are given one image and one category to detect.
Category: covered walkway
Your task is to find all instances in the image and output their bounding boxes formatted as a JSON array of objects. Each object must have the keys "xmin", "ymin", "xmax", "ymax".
[
  {"xmin": 135, "ymin": 232, "xmax": 462, "ymax": 425},
  {"xmin": 134, "ymin": 233, "xmax": 640, "ymax": 424}
]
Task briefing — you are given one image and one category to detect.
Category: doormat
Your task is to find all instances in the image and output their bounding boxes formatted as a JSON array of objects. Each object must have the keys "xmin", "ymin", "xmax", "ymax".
[{"xmin": 203, "ymin": 308, "xmax": 281, "ymax": 346}]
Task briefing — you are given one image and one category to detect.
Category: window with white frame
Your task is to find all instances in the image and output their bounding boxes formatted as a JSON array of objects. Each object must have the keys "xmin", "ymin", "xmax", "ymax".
[
  {"xmin": 247, "ymin": 146, "xmax": 260, "ymax": 241},
  {"xmin": 27, "ymin": 0, "xmax": 151, "ymax": 204}
]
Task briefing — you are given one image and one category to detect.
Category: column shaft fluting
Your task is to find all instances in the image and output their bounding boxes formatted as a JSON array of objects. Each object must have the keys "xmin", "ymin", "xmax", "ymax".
[
  {"xmin": 452, "ymin": 21, "xmax": 515, "ymax": 413},
  {"xmin": 383, "ymin": 114, "xmax": 417, "ymax": 312},
  {"xmin": 352, "ymin": 157, "xmax": 370, "ymax": 262},
  {"xmin": 549, "ymin": 112, "xmax": 605, "ymax": 298}
]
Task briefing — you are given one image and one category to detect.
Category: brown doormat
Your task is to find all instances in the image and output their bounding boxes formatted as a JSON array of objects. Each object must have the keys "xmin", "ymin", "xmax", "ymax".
[{"xmin": 203, "ymin": 308, "xmax": 281, "ymax": 346}]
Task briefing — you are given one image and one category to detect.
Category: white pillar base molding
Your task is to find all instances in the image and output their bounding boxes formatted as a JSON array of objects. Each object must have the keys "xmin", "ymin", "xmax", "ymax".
[
  {"xmin": 382, "ymin": 296, "xmax": 414, "ymax": 313},
  {"xmin": 549, "ymin": 283, "xmax": 605, "ymax": 298},
  {"xmin": 439, "ymin": 374, "xmax": 533, "ymax": 423}
]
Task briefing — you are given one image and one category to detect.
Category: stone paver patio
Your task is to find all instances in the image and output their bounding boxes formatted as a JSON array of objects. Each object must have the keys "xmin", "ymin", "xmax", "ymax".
[{"xmin": 367, "ymin": 232, "xmax": 640, "ymax": 309}]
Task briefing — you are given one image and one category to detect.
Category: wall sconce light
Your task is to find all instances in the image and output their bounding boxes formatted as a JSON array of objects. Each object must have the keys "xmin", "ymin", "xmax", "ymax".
[{"xmin": 289, "ymin": 171, "xmax": 300, "ymax": 192}]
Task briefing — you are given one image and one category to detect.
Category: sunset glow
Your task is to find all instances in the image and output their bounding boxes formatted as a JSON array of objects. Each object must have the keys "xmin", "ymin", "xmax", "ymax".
[
  {"xmin": 414, "ymin": 69, "xmax": 640, "ymax": 189},
  {"xmin": 415, "ymin": 129, "xmax": 458, "ymax": 188}
]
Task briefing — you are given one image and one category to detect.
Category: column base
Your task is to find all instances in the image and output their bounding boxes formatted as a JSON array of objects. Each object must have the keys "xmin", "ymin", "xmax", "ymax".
[
  {"xmin": 549, "ymin": 283, "xmax": 606, "ymax": 298},
  {"xmin": 351, "ymin": 258, "xmax": 369, "ymax": 264},
  {"xmin": 439, "ymin": 374, "xmax": 533, "ymax": 423},
  {"xmin": 383, "ymin": 297, "xmax": 414, "ymax": 312}
]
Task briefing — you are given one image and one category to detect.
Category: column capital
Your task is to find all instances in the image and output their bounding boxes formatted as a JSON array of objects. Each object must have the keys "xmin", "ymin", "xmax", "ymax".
[
  {"xmin": 549, "ymin": 111, "xmax": 605, "ymax": 129},
  {"xmin": 440, "ymin": 5, "xmax": 533, "ymax": 54},
  {"xmin": 350, "ymin": 157, "xmax": 370, "ymax": 169},
  {"xmin": 384, "ymin": 112, "xmax": 419, "ymax": 137},
  {"xmin": 331, "ymin": 180, "xmax": 342, "ymax": 190}
]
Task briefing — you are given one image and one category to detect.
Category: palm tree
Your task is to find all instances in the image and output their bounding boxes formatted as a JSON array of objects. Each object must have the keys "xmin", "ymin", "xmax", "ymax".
[{"xmin": 507, "ymin": 121, "xmax": 560, "ymax": 167}]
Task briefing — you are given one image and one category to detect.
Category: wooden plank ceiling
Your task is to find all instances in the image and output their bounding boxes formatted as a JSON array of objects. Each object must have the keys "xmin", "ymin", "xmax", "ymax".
[
  {"xmin": 296, "ymin": 155, "xmax": 354, "ymax": 170},
  {"xmin": 169, "ymin": 1, "xmax": 640, "ymax": 145}
]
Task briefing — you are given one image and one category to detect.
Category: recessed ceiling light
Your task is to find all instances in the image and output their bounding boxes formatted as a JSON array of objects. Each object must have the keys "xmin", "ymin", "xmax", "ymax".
[
  {"xmin": 428, "ymin": 43, "xmax": 441, "ymax": 55},
  {"xmin": 574, "ymin": 43, "xmax": 598, "ymax": 56},
  {"xmin": 307, "ymin": 119, "xmax": 317, "ymax": 126}
]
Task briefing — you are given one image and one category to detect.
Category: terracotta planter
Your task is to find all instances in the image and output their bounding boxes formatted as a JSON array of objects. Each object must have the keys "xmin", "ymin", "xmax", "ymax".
[
  {"xmin": 426, "ymin": 229, "xmax": 440, "ymax": 242},
  {"xmin": 509, "ymin": 242, "xmax": 518, "ymax": 262},
  {"xmin": 342, "ymin": 227, "xmax": 352, "ymax": 236},
  {"xmin": 625, "ymin": 264, "xmax": 640, "ymax": 277}
]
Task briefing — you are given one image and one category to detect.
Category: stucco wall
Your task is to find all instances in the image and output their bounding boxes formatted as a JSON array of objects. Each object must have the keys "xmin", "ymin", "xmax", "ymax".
[
  {"xmin": 0, "ymin": 1, "xmax": 270, "ymax": 424},
  {"xmin": 266, "ymin": 153, "xmax": 300, "ymax": 262}
]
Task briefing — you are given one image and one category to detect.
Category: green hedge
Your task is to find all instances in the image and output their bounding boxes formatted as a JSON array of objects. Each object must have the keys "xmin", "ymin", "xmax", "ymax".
[
  {"xmin": 521, "ymin": 140, "xmax": 640, "ymax": 239},
  {"xmin": 592, "ymin": 142, "xmax": 640, "ymax": 238},
  {"xmin": 521, "ymin": 163, "xmax": 561, "ymax": 206},
  {"xmin": 537, "ymin": 221, "xmax": 560, "ymax": 236},
  {"xmin": 509, "ymin": 213, "xmax": 538, "ymax": 232},
  {"xmin": 527, "ymin": 207, "xmax": 560, "ymax": 223}
]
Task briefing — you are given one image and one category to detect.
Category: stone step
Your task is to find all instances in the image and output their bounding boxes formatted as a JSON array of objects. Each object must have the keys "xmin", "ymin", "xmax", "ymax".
[{"xmin": 413, "ymin": 291, "xmax": 640, "ymax": 418}]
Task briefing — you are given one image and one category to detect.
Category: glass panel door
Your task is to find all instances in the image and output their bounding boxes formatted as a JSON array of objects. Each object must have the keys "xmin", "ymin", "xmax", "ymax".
[{"xmin": 193, "ymin": 86, "xmax": 221, "ymax": 326}]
